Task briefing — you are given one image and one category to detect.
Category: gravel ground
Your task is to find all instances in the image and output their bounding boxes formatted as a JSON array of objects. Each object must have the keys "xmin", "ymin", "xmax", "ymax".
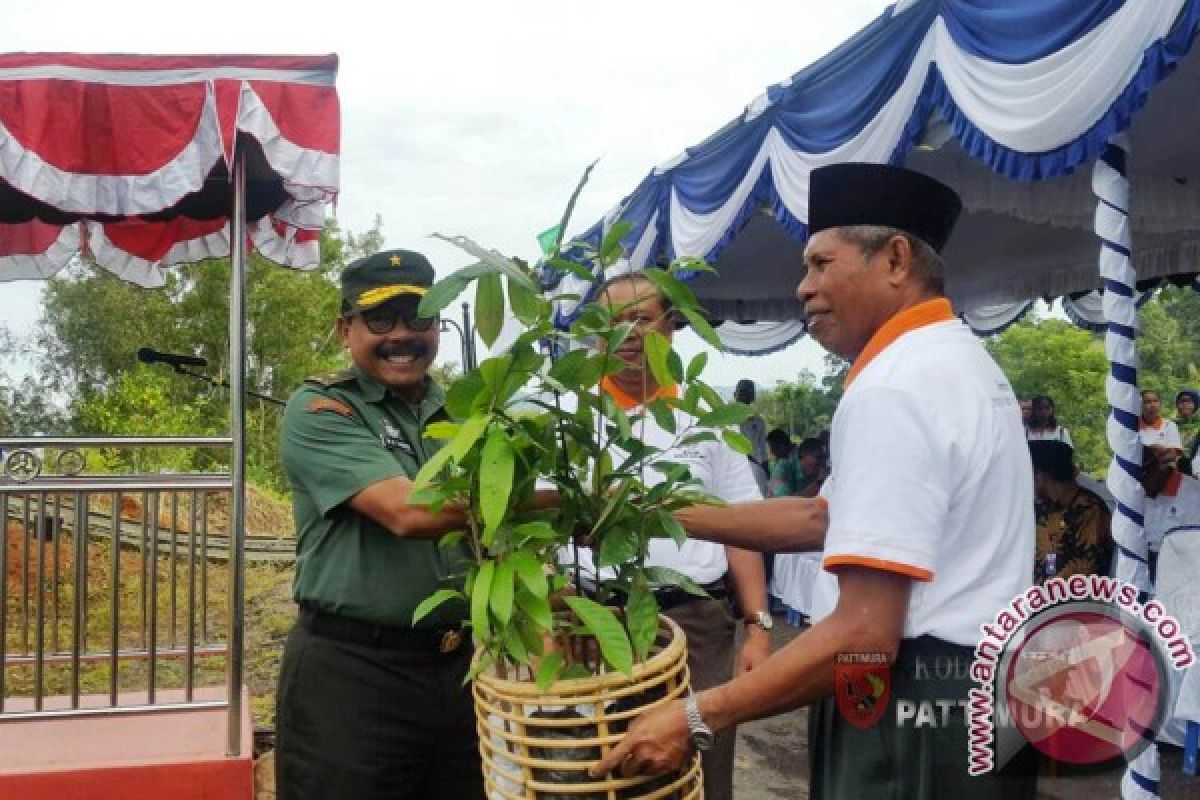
[{"xmin": 732, "ymin": 621, "xmax": 1200, "ymax": 799}]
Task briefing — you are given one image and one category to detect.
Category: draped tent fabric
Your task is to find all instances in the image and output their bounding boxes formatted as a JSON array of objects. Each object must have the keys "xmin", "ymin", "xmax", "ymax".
[
  {"xmin": 0, "ymin": 54, "xmax": 339, "ymax": 286},
  {"xmin": 547, "ymin": 0, "xmax": 1200, "ymax": 355}
]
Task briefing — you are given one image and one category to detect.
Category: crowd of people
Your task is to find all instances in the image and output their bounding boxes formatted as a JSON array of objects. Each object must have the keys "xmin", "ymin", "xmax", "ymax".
[{"xmin": 271, "ymin": 162, "xmax": 1199, "ymax": 800}]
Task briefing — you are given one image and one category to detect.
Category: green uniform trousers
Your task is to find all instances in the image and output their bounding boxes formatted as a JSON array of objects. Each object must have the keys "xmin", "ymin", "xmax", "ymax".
[
  {"xmin": 275, "ymin": 620, "xmax": 484, "ymax": 800},
  {"xmin": 809, "ymin": 635, "xmax": 1038, "ymax": 800}
]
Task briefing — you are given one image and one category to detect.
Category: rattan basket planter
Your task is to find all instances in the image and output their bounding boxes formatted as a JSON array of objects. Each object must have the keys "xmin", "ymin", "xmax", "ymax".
[{"xmin": 474, "ymin": 614, "xmax": 702, "ymax": 800}]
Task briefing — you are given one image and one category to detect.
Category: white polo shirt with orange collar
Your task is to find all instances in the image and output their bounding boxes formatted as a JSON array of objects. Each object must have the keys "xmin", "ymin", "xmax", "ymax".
[
  {"xmin": 808, "ymin": 298, "xmax": 1035, "ymax": 647},
  {"xmin": 1140, "ymin": 416, "xmax": 1183, "ymax": 450},
  {"xmin": 557, "ymin": 377, "xmax": 763, "ymax": 587}
]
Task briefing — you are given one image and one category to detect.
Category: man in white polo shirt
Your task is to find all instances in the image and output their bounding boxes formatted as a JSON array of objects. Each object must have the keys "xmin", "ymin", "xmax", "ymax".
[
  {"xmin": 592, "ymin": 163, "xmax": 1037, "ymax": 798},
  {"xmin": 561, "ymin": 272, "xmax": 770, "ymax": 800}
]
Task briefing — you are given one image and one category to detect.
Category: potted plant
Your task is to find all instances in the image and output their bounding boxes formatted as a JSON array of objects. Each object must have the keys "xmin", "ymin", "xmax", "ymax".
[{"xmin": 411, "ymin": 183, "xmax": 755, "ymax": 799}]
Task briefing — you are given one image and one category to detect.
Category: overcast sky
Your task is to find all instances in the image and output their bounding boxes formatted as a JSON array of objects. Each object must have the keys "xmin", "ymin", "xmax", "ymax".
[{"xmin": 2, "ymin": 0, "xmax": 894, "ymax": 386}]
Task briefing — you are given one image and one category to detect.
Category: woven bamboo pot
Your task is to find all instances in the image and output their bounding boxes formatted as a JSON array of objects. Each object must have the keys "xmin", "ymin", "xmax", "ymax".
[{"xmin": 474, "ymin": 614, "xmax": 702, "ymax": 800}]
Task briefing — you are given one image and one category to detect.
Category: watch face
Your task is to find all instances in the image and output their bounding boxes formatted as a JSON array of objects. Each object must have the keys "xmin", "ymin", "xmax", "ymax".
[
  {"xmin": 752, "ymin": 611, "xmax": 774, "ymax": 630},
  {"xmin": 691, "ymin": 728, "xmax": 716, "ymax": 752}
]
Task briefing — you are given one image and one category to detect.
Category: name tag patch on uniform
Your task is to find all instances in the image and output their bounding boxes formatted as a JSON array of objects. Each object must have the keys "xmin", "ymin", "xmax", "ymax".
[{"xmin": 382, "ymin": 422, "xmax": 414, "ymax": 454}]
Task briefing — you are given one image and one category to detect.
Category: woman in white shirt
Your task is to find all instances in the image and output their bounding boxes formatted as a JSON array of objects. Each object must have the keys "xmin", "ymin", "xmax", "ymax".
[{"xmin": 1026, "ymin": 394, "xmax": 1073, "ymax": 447}]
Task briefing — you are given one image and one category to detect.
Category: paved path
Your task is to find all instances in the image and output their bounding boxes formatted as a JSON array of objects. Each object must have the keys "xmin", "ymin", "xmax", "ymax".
[{"xmin": 732, "ymin": 621, "xmax": 1200, "ymax": 799}]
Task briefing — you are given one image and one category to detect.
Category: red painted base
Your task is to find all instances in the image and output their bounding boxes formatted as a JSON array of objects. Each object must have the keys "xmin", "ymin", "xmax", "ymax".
[
  {"xmin": 0, "ymin": 758, "xmax": 253, "ymax": 800},
  {"xmin": 0, "ymin": 687, "xmax": 253, "ymax": 800}
]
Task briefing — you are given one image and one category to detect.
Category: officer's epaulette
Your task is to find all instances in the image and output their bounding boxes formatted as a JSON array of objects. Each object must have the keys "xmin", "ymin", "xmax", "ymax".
[{"xmin": 305, "ymin": 369, "xmax": 356, "ymax": 388}]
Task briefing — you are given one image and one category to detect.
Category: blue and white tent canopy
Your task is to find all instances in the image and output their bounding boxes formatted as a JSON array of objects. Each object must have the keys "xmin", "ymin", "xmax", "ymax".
[{"xmin": 549, "ymin": 0, "xmax": 1200, "ymax": 349}]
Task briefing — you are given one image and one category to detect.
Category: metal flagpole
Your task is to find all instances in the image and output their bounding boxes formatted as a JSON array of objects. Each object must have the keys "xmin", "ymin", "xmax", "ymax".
[{"xmin": 225, "ymin": 144, "xmax": 248, "ymax": 758}]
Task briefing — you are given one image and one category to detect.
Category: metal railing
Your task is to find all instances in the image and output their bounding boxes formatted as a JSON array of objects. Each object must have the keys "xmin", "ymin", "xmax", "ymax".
[{"xmin": 0, "ymin": 437, "xmax": 243, "ymax": 753}]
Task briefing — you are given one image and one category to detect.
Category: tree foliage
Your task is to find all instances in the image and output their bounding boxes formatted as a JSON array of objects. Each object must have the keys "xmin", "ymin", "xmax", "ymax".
[{"xmin": 12, "ymin": 217, "xmax": 384, "ymax": 490}]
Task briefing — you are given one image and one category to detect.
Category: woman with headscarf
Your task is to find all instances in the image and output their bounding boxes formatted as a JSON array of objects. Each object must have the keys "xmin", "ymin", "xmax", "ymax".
[{"xmin": 1175, "ymin": 389, "xmax": 1200, "ymax": 471}]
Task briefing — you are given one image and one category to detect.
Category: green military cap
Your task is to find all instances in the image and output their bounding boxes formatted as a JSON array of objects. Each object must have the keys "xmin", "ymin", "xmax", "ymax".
[{"xmin": 341, "ymin": 249, "xmax": 436, "ymax": 311}]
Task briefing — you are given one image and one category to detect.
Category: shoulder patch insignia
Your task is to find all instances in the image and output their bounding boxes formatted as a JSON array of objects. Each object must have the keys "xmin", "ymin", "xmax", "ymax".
[
  {"xmin": 306, "ymin": 397, "xmax": 354, "ymax": 418},
  {"xmin": 305, "ymin": 369, "xmax": 356, "ymax": 387}
]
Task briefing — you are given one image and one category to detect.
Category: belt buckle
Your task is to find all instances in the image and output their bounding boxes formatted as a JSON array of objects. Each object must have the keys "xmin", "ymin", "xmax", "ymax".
[{"xmin": 439, "ymin": 630, "xmax": 463, "ymax": 654}]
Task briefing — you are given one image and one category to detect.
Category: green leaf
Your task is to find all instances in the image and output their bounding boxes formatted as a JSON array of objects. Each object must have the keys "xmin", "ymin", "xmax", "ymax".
[
  {"xmin": 547, "ymin": 256, "xmax": 596, "ymax": 282},
  {"xmin": 410, "ymin": 441, "xmax": 457, "ymax": 493},
  {"xmin": 563, "ymin": 664, "xmax": 593, "ymax": 680},
  {"xmin": 645, "ymin": 565, "xmax": 708, "ymax": 597},
  {"xmin": 445, "ymin": 372, "xmax": 486, "ymax": 419},
  {"xmin": 671, "ymin": 255, "xmax": 716, "ymax": 274},
  {"xmin": 479, "ymin": 428, "xmax": 515, "ymax": 544},
  {"xmin": 513, "ymin": 520, "xmax": 560, "ymax": 542},
  {"xmin": 509, "ymin": 277, "xmax": 543, "ymax": 324},
  {"xmin": 564, "ymin": 596, "xmax": 633, "ymax": 676},
  {"xmin": 439, "ymin": 530, "xmax": 466, "ymax": 549},
  {"xmin": 596, "ymin": 527, "xmax": 638, "ymax": 567},
  {"xmin": 418, "ymin": 272, "xmax": 471, "ymax": 319},
  {"xmin": 504, "ymin": 623, "xmax": 530, "ymax": 665},
  {"xmin": 640, "ymin": 267, "xmax": 700, "ymax": 311},
  {"xmin": 626, "ymin": 582, "xmax": 659, "ymax": 662},
  {"xmin": 424, "ymin": 420, "xmax": 460, "ymax": 439},
  {"xmin": 489, "ymin": 560, "xmax": 515, "ymax": 625},
  {"xmin": 551, "ymin": 158, "xmax": 600, "ymax": 256},
  {"xmin": 449, "ymin": 414, "xmax": 491, "ymax": 461},
  {"xmin": 643, "ymin": 330, "xmax": 674, "ymax": 389},
  {"xmin": 475, "ymin": 273, "xmax": 505, "ymax": 348},
  {"xmin": 654, "ymin": 511, "xmax": 689, "ymax": 547},
  {"xmin": 598, "ymin": 221, "xmax": 634, "ymax": 266},
  {"xmin": 646, "ymin": 399, "xmax": 677, "ymax": 435},
  {"xmin": 722, "ymin": 429, "xmax": 753, "ymax": 455},
  {"xmin": 515, "ymin": 588, "xmax": 554, "ymax": 630},
  {"xmin": 667, "ymin": 349, "xmax": 684, "ymax": 384},
  {"xmin": 412, "ymin": 588, "xmax": 464, "ymax": 626},
  {"xmin": 471, "ymin": 561, "xmax": 496, "ymax": 638},
  {"xmin": 698, "ymin": 403, "xmax": 754, "ymax": 428},
  {"xmin": 679, "ymin": 308, "xmax": 721, "ymax": 349},
  {"xmin": 548, "ymin": 348, "xmax": 590, "ymax": 385},
  {"xmin": 510, "ymin": 550, "xmax": 548, "ymax": 598},
  {"xmin": 535, "ymin": 652, "xmax": 566, "ymax": 691}
]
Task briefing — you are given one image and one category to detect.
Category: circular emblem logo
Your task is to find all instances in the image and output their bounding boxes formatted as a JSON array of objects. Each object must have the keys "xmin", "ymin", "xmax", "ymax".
[{"xmin": 1001, "ymin": 602, "xmax": 1168, "ymax": 765}]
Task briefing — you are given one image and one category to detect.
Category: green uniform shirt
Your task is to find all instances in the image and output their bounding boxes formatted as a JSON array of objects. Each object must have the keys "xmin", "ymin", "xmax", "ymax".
[{"xmin": 280, "ymin": 365, "xmax": 468, "ymax": 629}]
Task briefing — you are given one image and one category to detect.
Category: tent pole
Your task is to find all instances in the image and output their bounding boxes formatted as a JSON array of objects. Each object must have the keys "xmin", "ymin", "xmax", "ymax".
[
  {"xmin": 1094, "ymin": 133, "xmax": 1148, "ymax": 591},
  {"xmin": 1095, "ymin": 134, "xmax": 1159, "ymax": 800},
  {"xmin": 226, "ymin": 144, "xmax": 248, "ymax": 758}
]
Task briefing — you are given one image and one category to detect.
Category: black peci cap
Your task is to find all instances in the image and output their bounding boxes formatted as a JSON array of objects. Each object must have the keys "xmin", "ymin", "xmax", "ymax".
[{"xmin": 808, "ymin": 163, "xmax": 962, "ymax": 253}]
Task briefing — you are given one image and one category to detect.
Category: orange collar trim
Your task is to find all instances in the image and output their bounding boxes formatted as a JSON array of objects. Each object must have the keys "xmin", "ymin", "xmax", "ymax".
[
  {"xmin": 599, "ymin": 376, "xmax": 679, "ymax": 411},
  {"xmin": 844, "ymin": 298, "xmax": 956, "ymax": 388},
  {"xmin": 1140, "ymin": 417, "xmax": 1164, "ymax": 431},
  {"xmin": 1162, "ymin": 471, "xmax": 1183, "ymax": 498}
]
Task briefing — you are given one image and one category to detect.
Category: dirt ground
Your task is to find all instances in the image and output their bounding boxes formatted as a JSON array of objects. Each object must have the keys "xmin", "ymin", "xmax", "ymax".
[{"xmin": 732, "ymin": 622, "xmax": 1200, "ymax": 800}]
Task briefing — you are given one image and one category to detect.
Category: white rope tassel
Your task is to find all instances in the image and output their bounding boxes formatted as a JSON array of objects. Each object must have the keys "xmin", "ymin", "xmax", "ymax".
[{"xmin": 1097, "ymin": 134, "xmax": 1159, "ymax": 800}]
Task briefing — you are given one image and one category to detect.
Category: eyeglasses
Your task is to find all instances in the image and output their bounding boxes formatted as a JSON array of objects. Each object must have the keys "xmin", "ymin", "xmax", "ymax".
[{"xmin": 347, "ymin": 300, "xmax": 437, "ymax": 334}]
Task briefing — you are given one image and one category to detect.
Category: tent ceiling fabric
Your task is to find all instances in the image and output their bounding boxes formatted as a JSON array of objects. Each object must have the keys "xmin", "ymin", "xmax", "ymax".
[
  {"xmin": 0, "ymin": 53, "xmax": 339, "ymax": 286},
  {"xmin": 551, "ymin": 0, "xmax": 1200, "ymax": 354}
]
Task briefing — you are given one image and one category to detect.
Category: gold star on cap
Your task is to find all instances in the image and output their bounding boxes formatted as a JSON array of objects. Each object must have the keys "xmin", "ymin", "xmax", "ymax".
[{"xmin": 389, "ymin": 254, "xmax": 403, "ymax": 267}]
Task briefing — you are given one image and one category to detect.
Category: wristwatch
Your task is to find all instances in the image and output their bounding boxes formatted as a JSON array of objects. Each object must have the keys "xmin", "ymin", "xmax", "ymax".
[
  {"xmin": 685, "ymin": 690, "xmax": 715, "ymax": 751},
  {"xmin": 745, "ymin": 609, "xmax": 774, "ymax": 631}
]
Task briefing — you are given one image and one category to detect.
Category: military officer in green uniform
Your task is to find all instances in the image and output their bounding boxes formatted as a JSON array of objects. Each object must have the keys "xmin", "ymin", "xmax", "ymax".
[{"xmin": 275, "ymin": 248, "xmax": 483, "ymax": 800}]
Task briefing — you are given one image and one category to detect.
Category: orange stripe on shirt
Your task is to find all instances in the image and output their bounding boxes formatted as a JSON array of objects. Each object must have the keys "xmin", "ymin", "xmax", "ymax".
[
  {"xmin": 844, "ymin": 297, "xmax": 956, "ymax": 388},
  {"xmin": 823, "ymin": 554, "xmax": 934, "ymax": 582},
  {"xmin": 599, "ymin": 376, "xmax": 678, "ymax": 411},
  {"xmin": 1139, "ymin": 417, "xmax": 1164, "ymax": 431}
]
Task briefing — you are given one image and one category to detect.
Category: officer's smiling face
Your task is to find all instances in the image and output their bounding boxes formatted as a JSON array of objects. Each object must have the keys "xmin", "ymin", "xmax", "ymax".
[
  {"xmin": 796, "ymin": 229, "xmax": 899, "ymax": 360},
  {"xmin": 338, "ymin": 299, "xmax": 440, "ymax": 399}
]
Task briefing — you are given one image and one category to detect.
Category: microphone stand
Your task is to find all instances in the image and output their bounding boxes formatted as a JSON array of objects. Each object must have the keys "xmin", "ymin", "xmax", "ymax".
[{"xmin": 168, "ymin": 364, "xmax": 286, "ymax": 408}]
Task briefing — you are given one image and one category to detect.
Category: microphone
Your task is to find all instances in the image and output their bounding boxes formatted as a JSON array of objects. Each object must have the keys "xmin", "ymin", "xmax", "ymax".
[{"xmin": 137, "ymin": 347, "xmax": 208, "ymax": 369}]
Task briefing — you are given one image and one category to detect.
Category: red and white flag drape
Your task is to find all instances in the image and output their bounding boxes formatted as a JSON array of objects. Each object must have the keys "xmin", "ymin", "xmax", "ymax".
[{"xmin": 0, "ymin": 53, "xmax": 340, "ymax": 286}]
